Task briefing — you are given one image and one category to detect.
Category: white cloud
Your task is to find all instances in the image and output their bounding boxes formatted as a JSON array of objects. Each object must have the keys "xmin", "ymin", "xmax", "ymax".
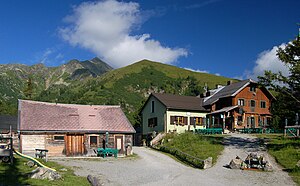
[
  {"xmin": 59, "ymin": 0, "xmax": 187, "ymax": 68},
  {"xmin": 247, "ymin": 44, "xmax": 290, "ymax": 80},
  {"xmin": 183, "ymin": 67, "xmax": 209, "ymax": 74}
]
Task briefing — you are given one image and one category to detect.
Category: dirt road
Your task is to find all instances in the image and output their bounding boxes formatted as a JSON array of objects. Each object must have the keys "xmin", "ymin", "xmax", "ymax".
[{"xmin": 54, "ymin": 133, "xmax": 296, "ymax": 186}]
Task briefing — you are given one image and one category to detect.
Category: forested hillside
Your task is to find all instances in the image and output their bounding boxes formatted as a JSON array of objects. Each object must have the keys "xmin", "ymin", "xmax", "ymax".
[{"xmin": 0, "ymin": 59, "xmax": 235, "ymax": 125}]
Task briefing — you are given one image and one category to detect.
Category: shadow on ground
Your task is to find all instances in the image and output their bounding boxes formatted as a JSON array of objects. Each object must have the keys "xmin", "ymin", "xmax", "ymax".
[
  {"xmin": 0, "ymin": 157, "xmax": 30, "ymax": 185},
  {"xmin": 222, "ymin": 135, "xmax": 266, "ymax": 152}
]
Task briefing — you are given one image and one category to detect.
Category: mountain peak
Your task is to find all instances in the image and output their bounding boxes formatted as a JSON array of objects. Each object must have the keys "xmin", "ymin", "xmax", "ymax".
[{"xmin": 90, "ymin": 57, "xmax": 102, "ymax": 63}]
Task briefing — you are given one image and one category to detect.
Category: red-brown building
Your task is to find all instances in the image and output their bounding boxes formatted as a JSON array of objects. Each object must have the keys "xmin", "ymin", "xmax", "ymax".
[
  {"xmin": 18, "ymin": 100, "xmax": 135, "ymax": 157},
  {"xmin": 203, "ymin": 79, "xmax": 275, "ymax": 130}
]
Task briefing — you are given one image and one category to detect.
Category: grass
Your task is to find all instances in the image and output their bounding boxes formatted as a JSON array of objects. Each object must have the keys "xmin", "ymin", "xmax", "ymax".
[
  {"xmin": 256, "ymin": 134, "xmax": 300, "ymax": 185},
  {"xmin": 157, "ymin": 132, "xmax": 224, "ymax": 167},
  {"xmin": 100, "ymin": 60, "xmax": 235, "ymax": 88},
  {"xmin": 0, "ymin": 156, "xmax": 89, "ymax": 186}
]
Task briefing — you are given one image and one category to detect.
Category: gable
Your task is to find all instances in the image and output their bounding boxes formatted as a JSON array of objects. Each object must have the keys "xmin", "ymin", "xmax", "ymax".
[
  {"xmin": 204, "ymin": 79, "xmax": 275, "ymax": 106},
  {"xmin": 140, "ymin": 95, "xmax": 166, "ymax": 115}
]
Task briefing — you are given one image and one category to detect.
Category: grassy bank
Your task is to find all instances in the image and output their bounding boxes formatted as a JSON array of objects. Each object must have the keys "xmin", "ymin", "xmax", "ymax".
[
  {"xmin": 256, "ymin": 134, "xmax": 300, "ymax": 185},
  {"xmin": 156, "ymin": 133, "xmax": 224, "ymax": 168},
  {"xmin": 0, "ymin": 156, "xmax": 89, "ymax": 186}
]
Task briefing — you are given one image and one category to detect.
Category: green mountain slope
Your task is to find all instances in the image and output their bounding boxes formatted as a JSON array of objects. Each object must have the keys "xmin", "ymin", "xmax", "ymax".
[
  {"xmin": 35, "ymin": 59, "xmax": 236, "ymax": 125},
  {"xmin": 0, "ymin": 58, "xmax": 112, "ymax": 114},
  {"xmin": 101, "ymin": 60, "xmax": 231, "ymax": 88}
]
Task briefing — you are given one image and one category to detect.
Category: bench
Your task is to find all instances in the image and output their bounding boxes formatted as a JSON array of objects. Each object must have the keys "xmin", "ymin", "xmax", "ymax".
[
  {"xmin": 97, "ymin": 148, "xmax": 118, "ymax": 158},
  {"xmin": 195, "ymin": 128, "xmax": 223, "ymax": 135},
  {"xmin": 35, "ymin": 149, "xmax": 48, "ymax": 162}
]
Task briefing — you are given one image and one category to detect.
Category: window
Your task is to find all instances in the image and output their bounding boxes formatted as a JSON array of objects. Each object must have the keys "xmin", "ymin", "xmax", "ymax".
[
  {"xmin": 193, "ymin": 117, "xmax": 206, "ymax": 126},
  {"xmin": 250, "ymin": 100, "xmax": 256, "ymax": 107},
  {"xmin": 260, "ymin": 101, "xmax": 266, "ymax": 108},
  {"xmin": 170, "ymin": 116, "xmax": 187, "ymax": 125},
  {"xmin": 238, "ymin": 99, "xmax": 245, "ymax": 106},
  {"xmin": 250, "ymin": 86, "xmax": 256, "ymax": 92},
  {"xmin": 238, "ymin": 116, "xmax": 243, "ymax": 122},
  {"xmin": 151, "ymin": 101, "xmax": 155, "ymax": 113},
  {"xmin": 53, "ymin": 135, "xmax": 64, "ymax": 141},
  {"xmin": 148, "ymin": 117, "xmax": 157, "ymax": 128},
  {"xmin": 90, "ymin": 136, "xmax": 98, "ymax": 147}
]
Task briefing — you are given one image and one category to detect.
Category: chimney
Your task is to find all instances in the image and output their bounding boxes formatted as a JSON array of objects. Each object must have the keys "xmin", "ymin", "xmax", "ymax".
[
  {"xmin": 227, "ymin": 80, "xmax": 233, "ymax": 85},
  {"xmin": 206, "ymin": 91, "xmax": 211, "ymax": 97}
]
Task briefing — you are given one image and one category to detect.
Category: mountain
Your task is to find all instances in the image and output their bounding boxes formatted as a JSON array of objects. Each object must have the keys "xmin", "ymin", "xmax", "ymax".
[
  {"xmin": 0, "ymin": 58, "xmax": 236, "ymax": 125},
  {"xmin": 0, "ymin": 58, "xmax": 112, "ymax": 115},
  {"xmin": 35, "ymin": 59, "xmax": 236, "ymax": 125}
]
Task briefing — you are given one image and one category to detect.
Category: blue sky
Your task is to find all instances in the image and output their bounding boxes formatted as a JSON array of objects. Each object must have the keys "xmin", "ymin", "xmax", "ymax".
[{"xmin": 0, "ymin": 0, "xmax": 299, "ymax": 79}]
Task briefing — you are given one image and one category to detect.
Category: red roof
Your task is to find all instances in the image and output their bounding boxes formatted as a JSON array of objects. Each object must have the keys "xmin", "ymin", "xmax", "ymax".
[{"xmin": 19, "ymin": 100, "xmax": 135, "ymax": 133}]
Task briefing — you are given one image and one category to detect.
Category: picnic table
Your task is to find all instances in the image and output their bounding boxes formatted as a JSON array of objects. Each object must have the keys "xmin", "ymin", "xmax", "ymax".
[
  {"xmin": 97, "ymin": 148, "xmax": 118, "ymax": 158},
  {"xmin": 35, "ymin": 149, "xmax": 48, "ymax": 162}
]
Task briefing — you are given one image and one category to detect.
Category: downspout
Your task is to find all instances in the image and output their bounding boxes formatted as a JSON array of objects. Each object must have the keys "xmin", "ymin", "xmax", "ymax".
[{"xmin": 17, "ymin": 99, "xmax": 21, "ymax": 152}]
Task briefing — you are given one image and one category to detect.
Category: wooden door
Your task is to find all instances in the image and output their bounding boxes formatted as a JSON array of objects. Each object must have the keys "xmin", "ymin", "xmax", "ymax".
[
  {"xmin": 114, "ymin": 135, "xmax": 124, "ymax": 154},
  {"xmin": 65, "ymin": 134, "xmax": 85, "ymax": 156}
]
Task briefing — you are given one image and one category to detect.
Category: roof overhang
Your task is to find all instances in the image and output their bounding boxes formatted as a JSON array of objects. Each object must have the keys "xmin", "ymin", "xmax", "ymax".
[
  {"xmin": 207, "ymin": 105, "xmax": 239, "ymax": 115},
  {"xmin": 19, "ymin": 130, "xmax": 136, "ymax": 134}
]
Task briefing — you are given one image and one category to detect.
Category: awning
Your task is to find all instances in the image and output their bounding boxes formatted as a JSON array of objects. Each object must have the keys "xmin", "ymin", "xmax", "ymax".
[{"xmin": 208, "ymin": 105, "xmax": 239, "ymax": 115}]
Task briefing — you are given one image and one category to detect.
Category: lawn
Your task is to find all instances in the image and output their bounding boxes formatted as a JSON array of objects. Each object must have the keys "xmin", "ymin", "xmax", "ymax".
[
  {"xmin": 0, "ymin": 156, "xmax": 89, "ymax": 186},
  {"xmin": 156, "ymin": 132, "xmax": 224, "ymax": 168},
  {"xmin": 256, "ymin": 134, "xmax": 300, "ymax": 185}
]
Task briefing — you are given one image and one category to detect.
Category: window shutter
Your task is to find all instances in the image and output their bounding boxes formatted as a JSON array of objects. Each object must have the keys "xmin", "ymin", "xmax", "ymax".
[
  {"xmin": 154, "ymin": 117, "xmax": 158, "ymax": 127},
  {"xmin": 190, "ymin": 117, "xmax": 195, "ymax": 125},
  {"xmin": 170, "ymin": 116, "xmax": 175, "ymax": 125},
  {"xmin": 203, "ymin": 117, "xmax": 206, "ymax": 125},
  {"xmin": 183, "ymin": 117, "xmax": 188, "ymax": 125}
]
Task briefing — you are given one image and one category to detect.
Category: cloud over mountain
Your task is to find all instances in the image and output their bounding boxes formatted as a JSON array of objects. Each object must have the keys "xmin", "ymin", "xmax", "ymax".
[
  {"xmin": 59, "ymin": 0, "xmax": 187, "ymax": 68},
  {"xmin": 247, "ymin": 43, "xmax": 290, "ymax": 80}
]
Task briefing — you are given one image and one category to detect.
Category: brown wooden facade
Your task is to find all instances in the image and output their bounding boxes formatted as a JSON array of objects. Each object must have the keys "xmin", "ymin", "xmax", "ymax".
[
  {"xmin": 205, "ymin": 81, "xmax": 274, "ymax": 130},
  {"xmin": 20, "ymin": 133, "xmax": 133, "ymax": 157}
]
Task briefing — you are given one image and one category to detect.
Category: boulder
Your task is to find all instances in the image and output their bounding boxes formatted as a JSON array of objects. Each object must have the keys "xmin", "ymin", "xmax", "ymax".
[
  {"xmin": 28, "ymin": 167, "xmax": 61, "ymax": 180},
  {"xmin": 229, "ymin": 158, "xmax": 243, "ymax": 169},
  {"xmin": 60, "ymin": 168, "xmax": 68, "ymax": 172},
  {"xmin": 87, "ymin": 175, "xmax": 102, "ymax": 186},
  {"xmin": 203, "ymin": 157, "xmax": 213, "ymax": 169},
  {"xmin": 26, "ymin": 161, "xmax": 35, "ymax": 168},
  {"xmin": 263, "ymin": 161, "xmax": 273, "ymax": 171}
]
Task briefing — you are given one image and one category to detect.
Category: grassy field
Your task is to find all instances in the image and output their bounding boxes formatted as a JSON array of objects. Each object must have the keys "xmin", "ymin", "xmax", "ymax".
[
  {"xmin": 0, "ymin": 156, "xmax": 89, "ymax": 186},
  {"xmin": 100, "ymin": 60, "xmax": 235, "ymax": 88},
  {"xmin": 256, "ymin": 134, "xmax": 300, "ymax": 185},
  {"xmin": 157, "ymin": 133, "xmax": 224, "ymax": 167}
]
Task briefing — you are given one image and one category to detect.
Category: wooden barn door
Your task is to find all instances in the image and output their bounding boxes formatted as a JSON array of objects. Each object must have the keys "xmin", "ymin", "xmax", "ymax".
[
  {"xmin": 65, "ymin": 134, "xmax": 85, "ymax": 156},
  {"xmin": 115, "ymin": 135, "xmax": 124, "ymax": 154}
]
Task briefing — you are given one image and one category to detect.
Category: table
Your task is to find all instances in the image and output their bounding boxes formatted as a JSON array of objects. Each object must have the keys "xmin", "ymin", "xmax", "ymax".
[{"xmin": 35, "ymin": 149, "xmax": 48, "ymax": 162}]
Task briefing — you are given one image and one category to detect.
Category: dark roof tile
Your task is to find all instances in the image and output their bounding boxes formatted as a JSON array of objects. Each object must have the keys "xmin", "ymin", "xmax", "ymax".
[{"xmin": 152, "ymin": 93, "xmax": 208, "ymax": 112}]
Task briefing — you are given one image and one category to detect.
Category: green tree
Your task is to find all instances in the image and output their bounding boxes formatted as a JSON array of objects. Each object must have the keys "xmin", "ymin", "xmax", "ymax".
[
  {"xmin": 24, "ymin": 77, "xmax": 33, "ymax": 99},
  {"xmin": 258, "ymin": 31, "xmax": 300, "ymax": 128}
]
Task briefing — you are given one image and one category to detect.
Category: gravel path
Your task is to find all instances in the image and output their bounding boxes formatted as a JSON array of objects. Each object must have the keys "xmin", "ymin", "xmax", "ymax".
[{"xmin": 53, "ymin": 133, "xmax": 296, "ymax": 186}]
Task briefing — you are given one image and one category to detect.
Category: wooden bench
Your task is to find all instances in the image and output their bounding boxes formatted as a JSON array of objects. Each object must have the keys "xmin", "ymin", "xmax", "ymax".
[
  {"xmin": 35, "ymin": 149, "xmax": 48, "ymax": 162},
  {"xmin": 97, "ymin": 148, "xmax": 118, "ymax": 158},
  {"xmin": 195, "ymin": 128, "xmax": 223, "ymax": 135}
]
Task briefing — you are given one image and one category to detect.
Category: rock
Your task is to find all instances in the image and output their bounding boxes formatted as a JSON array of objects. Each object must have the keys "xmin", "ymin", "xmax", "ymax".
[
  {"xmin": 296, "ymin": 160, "xmax": 300, "ymax": 168},
  {"xmin": 60, "ymin": 168, "xmax": 68, "ymax": 172},
  {"xmin": 28, "ymin": 167, "xmax": 61, "ymax": 180},
  {"xmin": 229, "ymin": 158, "xmax": 243, "ymax": 169},
  {"xmin": 126, "ymin": 144, "xmax": 133, "ymax": 156},
  {"xmin": 263, "ymin": 161, "xmax": 273, "ymax": 171},
  {"xmin": 87, "ymin": 175, "xmax": 102, "ymax": 186},
  {"xmin": 26, "ymin": 161, "xmax": 35, "ymax": 168},
  {"xmin": 203, "ymin": 157, "xmax": 213, "ymax": 169}
]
